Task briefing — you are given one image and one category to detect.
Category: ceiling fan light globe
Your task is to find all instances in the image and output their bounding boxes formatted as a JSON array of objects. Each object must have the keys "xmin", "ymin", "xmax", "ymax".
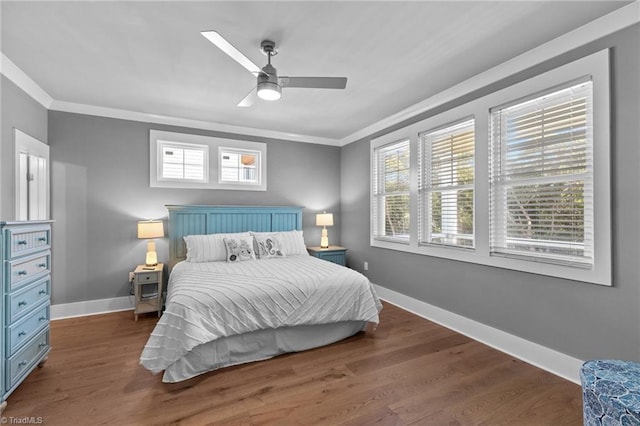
[{"xmin": 257, "ymin": 81, "xmax": 282, "ymax": 101}]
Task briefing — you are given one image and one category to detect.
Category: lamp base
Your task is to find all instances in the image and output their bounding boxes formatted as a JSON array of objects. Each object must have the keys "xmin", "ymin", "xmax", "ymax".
[
  {"xmin": 146, "ymin": 240, "xmax": 158, "ymax": 266},
  {"xmin": 320, "ymin": 228, "xmax": 329, "ymax": 249}
]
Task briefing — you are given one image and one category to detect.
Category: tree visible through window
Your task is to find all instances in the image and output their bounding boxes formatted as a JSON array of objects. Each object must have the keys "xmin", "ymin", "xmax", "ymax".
[
  {"xmin": 373, "ymin": 140, "xmax": 410, "ymax": 241},
  {"xmin": 419, "ymin": 119, "xmax": 475, "ymax": 248},
  {"xmin": 490, "ymin": 81, "xmax": 593, "ymax": 266}
]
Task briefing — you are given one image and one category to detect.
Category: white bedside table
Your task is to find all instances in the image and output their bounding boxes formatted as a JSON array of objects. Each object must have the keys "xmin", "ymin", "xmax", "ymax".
[{"xmin": 132, "ymin": 263, "xmax": 163, "ymax": 321}]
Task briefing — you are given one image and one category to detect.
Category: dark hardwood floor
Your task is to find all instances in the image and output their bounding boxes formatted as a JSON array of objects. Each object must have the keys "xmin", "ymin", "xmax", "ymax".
[{"xmin": 2, "ymin": 302, "xmax": 583, "ymax": 425}]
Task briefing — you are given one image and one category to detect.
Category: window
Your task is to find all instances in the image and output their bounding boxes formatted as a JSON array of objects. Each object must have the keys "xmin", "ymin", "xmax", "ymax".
[
  {"xmin": 150, "ymin": 130, "xmax": 266, "ymax": 191},
  {"xmin": 369, "ymin": 49, "xmax": 610, "ymax": 285},
  {"xmin": 419, "ymin": 119, "xmax": 475, "ymax": 248},
  {"xmin": 372, "ymin": 139, "xmax": 410, "ymax": 242},
  {"xmin": 490, "ymin": 82, "xmax": 593, "ymax": 267},
  {"xmin": 159, "ymin": 141, "xmax": 208, "ymax": 182},
  {"xmin": 219, "ymin": 148, "xmax": 261, "ymax": 185}
]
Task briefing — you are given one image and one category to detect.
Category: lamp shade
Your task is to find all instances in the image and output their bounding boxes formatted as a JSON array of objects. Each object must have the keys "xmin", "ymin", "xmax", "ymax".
[
  {"xmin": 137, "ymin": 220, "xmax": 164, "ymax": 239},
  {"xmin": 316, "ymin": 212, "xmax": 334, "ymax": 227}
]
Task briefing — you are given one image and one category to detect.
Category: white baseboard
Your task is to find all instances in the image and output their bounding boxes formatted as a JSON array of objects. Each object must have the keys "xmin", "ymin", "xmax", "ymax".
[
  {"xmin": 51, "ymin": 296, "xmax": 133, "ymax": 320},
  {"xmin": 373, "ymin": 284, "xmax": 584, "ymax": 384}
]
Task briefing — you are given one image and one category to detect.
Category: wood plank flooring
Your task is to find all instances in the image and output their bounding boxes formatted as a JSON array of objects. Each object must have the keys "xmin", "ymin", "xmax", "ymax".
[{"xmin": 2, "ymin": 302, "xmax": 583, "ymax": 425}]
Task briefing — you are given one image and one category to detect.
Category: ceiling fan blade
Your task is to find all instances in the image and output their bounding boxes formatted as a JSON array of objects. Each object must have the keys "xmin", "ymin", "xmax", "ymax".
[
  {"xmin": 280, "ymin": 77, "xmax": 347, "ymax": 89},
  {"xmin": 201, "ymin": 30, "xmax": 261, "ymax": 76},
  {"xmin": 237, "ymin": 88, "xmax": 258, "ymax": 107}
]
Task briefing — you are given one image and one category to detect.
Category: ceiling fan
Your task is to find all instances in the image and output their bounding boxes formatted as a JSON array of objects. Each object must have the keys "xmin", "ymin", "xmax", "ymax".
[{"xmin": 201, "ymin": 31, "xmax": 348, "ymax": 107}]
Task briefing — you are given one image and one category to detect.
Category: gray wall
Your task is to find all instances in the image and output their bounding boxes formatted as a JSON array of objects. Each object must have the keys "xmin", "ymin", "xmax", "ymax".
[
  {"xmin": 341, "ymin": 24, "xmax": 640, "ymax": 362},
  {"xmin": 1, "ymin": 76, "xmax": 48, "ymax": 220},
  {"xmin": 48, "ymin": 111, "xmax": 341, "ymax": 304}
]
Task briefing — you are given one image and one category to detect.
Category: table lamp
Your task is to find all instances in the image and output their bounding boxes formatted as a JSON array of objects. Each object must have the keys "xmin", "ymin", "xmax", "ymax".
[
  {"xmin": 315, "ymin": 211, "xmax": 334, "ymax": 248},
  {"xmin": 137, "ymin": 220, "xmax": 164, "ymax": 266}
]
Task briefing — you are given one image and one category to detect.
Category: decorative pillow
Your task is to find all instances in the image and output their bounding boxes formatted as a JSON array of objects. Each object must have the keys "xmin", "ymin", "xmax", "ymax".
[
  {"xmin": 223, "ymin": 236, "xmax": 257, "ymax": 263},
  {"xmin": 250, "ymin": 230, "xmax": 308, "ymax": 256},
  {"xmin": 254, "ymin": 234, "xmax": 285, "ymax": 259},
  {"xmin": 184, "ymin": 232, "xmax": 251, "ymax": 262}
]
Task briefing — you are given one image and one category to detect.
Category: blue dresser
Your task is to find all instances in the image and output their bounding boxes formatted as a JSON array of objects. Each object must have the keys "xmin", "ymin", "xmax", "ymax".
[{"xmin": 1, "ymin": 221, "xmax": 53, "ymax": 414}]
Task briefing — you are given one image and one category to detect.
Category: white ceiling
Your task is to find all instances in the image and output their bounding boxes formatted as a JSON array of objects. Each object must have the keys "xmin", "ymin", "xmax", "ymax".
[{"xmin": 0, "ymin": 1, "xmax": 631, "ymax": 143}]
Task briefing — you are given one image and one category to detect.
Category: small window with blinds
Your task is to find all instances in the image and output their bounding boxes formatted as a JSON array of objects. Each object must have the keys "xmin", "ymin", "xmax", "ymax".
[
  {"xmin": 158, "ymin": 141, "xmax": 208, "ymax": 182},
  {"xmin": 372, "ymin": 139, "xmax": 411, "ymax": 242},
  {"xmin": 219, "ymin": 148, "xmax": 260, "ymax": 185},
  {"xmin": 419, "ymin": 118, "xmax": 475, "ymax": 248},
  {"xmin": 490, "ymin": 80, "xmax": 593, "ymax": 267}
]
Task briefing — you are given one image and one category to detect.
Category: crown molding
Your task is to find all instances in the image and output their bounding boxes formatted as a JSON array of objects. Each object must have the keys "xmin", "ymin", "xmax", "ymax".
[
  {"xmin": 1, "ymin": 53, "xmax": 54, "ymax": 108},
  {"xmin": 338, "ymin": 0, "xmax": 640, "ymax": 146},
  {"xmin": 2, "ymin": 1, "xmax": 637, "ymax": 147},
  {"xmin": 49, "ymin": 100, "xmax": 341, "ymax": 146},
  {"xmin": 0, "ymin": 53, "xmax": 340, "ymax": 146}
]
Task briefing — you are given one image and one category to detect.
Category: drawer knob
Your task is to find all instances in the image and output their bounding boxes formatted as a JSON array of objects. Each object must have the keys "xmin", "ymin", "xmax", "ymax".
[
  {"xmin": 38, "ymin": 343, "xmax": 47, "ymax": 349},
  {"xmin": 18, "ymin": 331, "xmax": 27, "ymax": 337},
  {"xmin": 17, "ymin": 270, "xmax": 28, "ymax": 276},
  {"xmin": 18, "ymin": 361, "xmax": 27, "ymax": 368},
  {"xmin": 18, "ymin": 301, "xmax": 27, "ymax": 307},
  {"xmin": 38, "ymin": 237, "xmax": 47, "ymax": 242},
  {"xmin": 17, "ymin": 240, "xmax": 27, "ymax": 245},
  {"xmin": 39, "ymin": 289, "xmax": 47, "ymax": 295},
  {"xmin": 38, "ymin": 263, "xmax": 47, "ymax": 268},
  {"xmin": 39, "ymin": 317, "xmax": 46, "ymax": 322}
]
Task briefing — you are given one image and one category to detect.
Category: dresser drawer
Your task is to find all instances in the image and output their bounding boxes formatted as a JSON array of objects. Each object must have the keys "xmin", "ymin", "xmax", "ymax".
[
  {"xmin": 5, "ymin": 225, "xmax": 51, "ymax": 259},
  {"xmin": 7, "ymin": 304, "xmax": 49, "ymax": 356},
  {"xmin": 8, "ymin": 277, "xmax": 50, "ymax": 323},
  {"xmin": 7, "ymin": 251, "xmax": 51, "ymax": 290},
  {"xmin": 7, "ymin": 328, "xmax": 49, "ymax": 390},
  {"xmin": 135, "ymin": 272, "xmax": 159, "ymax": 284}
]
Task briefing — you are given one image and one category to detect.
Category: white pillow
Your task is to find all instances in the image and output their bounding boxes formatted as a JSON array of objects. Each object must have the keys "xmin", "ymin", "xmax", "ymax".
[
  {"xmin": 184, "ymin": 232, "xmax": 251, "ymax": 262},
  {"xmin": 250, "ymin": 230, "xmax": 308, "ymax": 256},
  {"xmin": 223, "ymin": 236, "xmax": 257, "ymax": 263},
  {"xmin": 254, "ymin": 234, "xmax": 286, "ymax": 259}
]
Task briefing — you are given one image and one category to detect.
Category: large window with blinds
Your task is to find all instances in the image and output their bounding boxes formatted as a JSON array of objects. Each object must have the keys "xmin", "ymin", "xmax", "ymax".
[
  {"xmin": 490, "ymin": 81, "xmax": 593, "ymax": 267},
  {"xmin": 369, "ymin": 49, "xmax": 610, "ymax": 285},
  {"xmin": 372, "ymin": 139, "xmax": 411, "ymax": 242},
  {"xmin": 419, "ymin": 119, "xmax": 475, "ymax": 248}
]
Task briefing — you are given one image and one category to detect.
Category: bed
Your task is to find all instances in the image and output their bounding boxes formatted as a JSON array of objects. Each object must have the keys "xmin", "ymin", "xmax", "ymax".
[{"xmin": 139, "ymin": 205, "xmax": 382, "ymax": 383}]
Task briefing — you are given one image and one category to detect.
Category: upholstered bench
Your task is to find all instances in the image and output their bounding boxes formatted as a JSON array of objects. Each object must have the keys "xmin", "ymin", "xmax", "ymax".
[{"xmin": 580, "ymin": 360, "xmax": 640, "ymax": 425}]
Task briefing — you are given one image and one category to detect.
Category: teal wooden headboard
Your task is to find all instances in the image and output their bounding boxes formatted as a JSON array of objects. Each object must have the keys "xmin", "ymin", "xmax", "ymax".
[{"xmin": 166, "ymin": 205, "xmax": 304, "ymax": 266}]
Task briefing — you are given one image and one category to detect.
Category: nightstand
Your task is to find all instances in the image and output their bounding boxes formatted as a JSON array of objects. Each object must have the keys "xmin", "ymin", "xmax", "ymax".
[
  {"xmin": 307, "ymin": 246, "xmax": 347, "ymax": 266},
  {"xmin": 132, "ymin": 264, "xmax": 163, "ymax": 321}
]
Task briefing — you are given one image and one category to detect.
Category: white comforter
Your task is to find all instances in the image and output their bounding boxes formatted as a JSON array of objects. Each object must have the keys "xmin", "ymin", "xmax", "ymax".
[{"xmin": 139, "ymin": 256, "xmax": 381, "ymax": 374}]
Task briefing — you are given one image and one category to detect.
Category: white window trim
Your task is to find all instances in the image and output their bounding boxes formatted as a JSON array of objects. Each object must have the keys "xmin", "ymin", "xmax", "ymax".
[
  {"xmin": 370, "ymin": 49, "xmax": 610, "ymax": 286},
  {"xmin": 150, "ymin": 130, "xmax": 267, "ymax": 191},
  {"xmin": 14, "ymin": 128, "xmax": 50, "ymax": 220}
]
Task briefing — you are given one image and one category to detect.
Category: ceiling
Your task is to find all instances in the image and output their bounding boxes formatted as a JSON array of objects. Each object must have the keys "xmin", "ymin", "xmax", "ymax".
[{"xmin": 0, "ymin": 1, "xmax": 632, "ymax": 144}]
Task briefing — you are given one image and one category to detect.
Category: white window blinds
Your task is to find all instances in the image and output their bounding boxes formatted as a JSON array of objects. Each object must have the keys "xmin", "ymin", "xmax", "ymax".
[
  {"xmin": 419, "ymin": 119, "xmax": 475, "ymax": 248},
  {"xmin": 490, "ymin": 81, "xmax": 593, "ymax": 267},
  {"xmin": 159, "ymin": 141, "xmax": 208, "ymax": 182},
  {"xmin": 373, "ymin": 140, "xmax": 410, "ymax": 241},
  {"xmin": 219, "ymin": 148, "xmax": 260, "ymax": 184}
]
